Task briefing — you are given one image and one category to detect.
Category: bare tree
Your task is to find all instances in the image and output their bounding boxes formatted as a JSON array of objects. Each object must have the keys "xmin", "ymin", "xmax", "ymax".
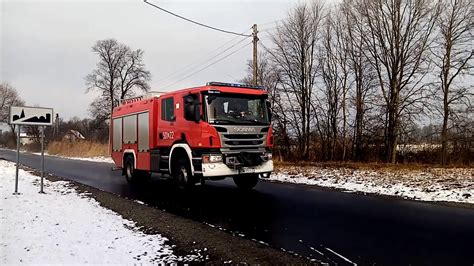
[
  {"xmin": 434, "ymin": 0, "xmax": 474, "ymax": 165},
  {"xmin": 449, "ymin": 106, "xmax": 473, "ymax": 163},
  {"xmin": 351, "ymin": 0, "xmax": 440, "ymax": 163},
  {"xmin": 0, "ymin": 82, "xmax": 25, "ymax": 144},
  {"xmin": 268, "ymin": 0, "xmax": 325, "ymax": 159},
  {"xmin": 316, "ymin": 9, "xmax": 352, "ymax": 161},
  {"xmin": 89, "ymin": 96, "xmax": 113, "ymax": 124},
  {"xmin": 85, "ymin": 39, "xmax": 151, "ymax": 121},
  {"xmin": 24, "ymin": 125, "xmax": 41, "ymax": 146},
  {"xmin": 117, "ymin": 49, "xmax": 151, "ymax": 99},
  {"xmin": 340, "ymin": 1, "xmax": 379, "ymax": 161}
]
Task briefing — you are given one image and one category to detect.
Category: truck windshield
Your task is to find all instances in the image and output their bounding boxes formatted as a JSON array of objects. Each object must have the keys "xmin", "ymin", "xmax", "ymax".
[{"xmin": 205, "ymin": 94, "xmax": 269, "ymax": 125}]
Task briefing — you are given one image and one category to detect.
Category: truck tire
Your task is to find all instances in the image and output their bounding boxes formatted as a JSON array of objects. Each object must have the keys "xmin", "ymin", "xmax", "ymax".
[
  {"xmin": 124, "ymin": 156, "xmax": 150, "ymax": 183},
  {"xmin": 173, "ymin": 157, "xmax": 194, "ymax": 190},
  {"xmin": 233, "ymin": 174, "xmax": 259, "ymax": 190},
  {"xmin": 124, "ymin": 156, "xmax": 137, "ymax": 183}
]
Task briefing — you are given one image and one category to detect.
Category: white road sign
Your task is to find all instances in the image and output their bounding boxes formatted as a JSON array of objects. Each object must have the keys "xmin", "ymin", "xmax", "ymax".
[{"xmin": 9, "ymin": 106, "xmax": 54, "ymax": 126}]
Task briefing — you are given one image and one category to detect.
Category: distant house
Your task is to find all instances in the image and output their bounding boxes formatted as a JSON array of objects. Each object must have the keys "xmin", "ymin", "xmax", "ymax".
[
  {"xmin": 20, "ymin": 132, "xmax": 34, "ymax": 145},
  {"xmin": 63, "ymin": 130, "xmax": 85, "ymax": 142}
]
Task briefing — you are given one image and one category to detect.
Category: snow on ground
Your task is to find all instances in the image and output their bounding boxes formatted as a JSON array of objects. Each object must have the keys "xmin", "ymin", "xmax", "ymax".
[
  {"xmin": 270, "ymin": 166, "xmax": 474, "ymax": 204},
  {"xmin": 0, "ymin": 160, "xmax": 197, "ymax": 264},
  {"xmin": 49, "ymin": 154, "xmax": 114, "ymax": 164},
  {"xmin": 32, "ymin": 152, "xmax": 114, "ymax": 164},
  {"xmin": 0, "ymin": 148, "xmax": 114, "ymax": 164}
]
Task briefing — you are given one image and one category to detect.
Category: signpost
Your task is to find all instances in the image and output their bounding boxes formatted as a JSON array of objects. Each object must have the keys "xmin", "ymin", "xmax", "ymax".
[{"xmin": 9, "ymin": 106, "xmax": 54, "ymax": 194}]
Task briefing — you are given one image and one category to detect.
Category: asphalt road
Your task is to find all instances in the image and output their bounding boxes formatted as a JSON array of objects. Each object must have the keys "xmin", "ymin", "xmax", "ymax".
[{"xmin": 2, "ymin": 149, "xmax": 473, "ymax": 265}]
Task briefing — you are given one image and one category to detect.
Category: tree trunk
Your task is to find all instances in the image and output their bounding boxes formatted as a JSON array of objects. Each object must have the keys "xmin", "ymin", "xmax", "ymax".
[
  {"xmin": 387, "ymin": 108, "xmax": 398, "ymax": 163},
  {"xmin": 441, "ymin": 89, "xmax": 449, "ymax": 165},
  {"xmin": 341, "ymin": 85, "xmax": 347, "ymax": 161},
  {"xmin": 353, "ymin": 83, "xmax": 363, "ymax": 161}
]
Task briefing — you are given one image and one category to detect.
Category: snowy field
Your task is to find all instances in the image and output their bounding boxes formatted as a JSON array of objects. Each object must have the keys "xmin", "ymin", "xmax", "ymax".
[
  {"xmin": 0, "ymin": 160, "xmax": 197, "ymax": 264},
  {"xmin": 271, "ymin": 166, "xmax": 474, "ymax": 204}
]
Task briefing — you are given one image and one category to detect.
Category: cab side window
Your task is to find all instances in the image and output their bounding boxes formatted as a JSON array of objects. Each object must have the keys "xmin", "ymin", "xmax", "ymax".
[{"xmin": 161, "ymin": 97, "xmax": 175, "ymax": 121}]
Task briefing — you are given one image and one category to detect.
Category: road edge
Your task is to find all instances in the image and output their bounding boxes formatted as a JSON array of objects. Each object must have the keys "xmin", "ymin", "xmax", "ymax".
[{"xmin": 262, "ymin": 179, "xmax": 474, "ymax": 209}]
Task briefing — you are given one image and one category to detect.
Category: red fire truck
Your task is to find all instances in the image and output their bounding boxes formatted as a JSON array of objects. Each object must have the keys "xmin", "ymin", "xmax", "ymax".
[{"xmin": 110, "ymin": 82, "xmax": 273, "ymax": 189}]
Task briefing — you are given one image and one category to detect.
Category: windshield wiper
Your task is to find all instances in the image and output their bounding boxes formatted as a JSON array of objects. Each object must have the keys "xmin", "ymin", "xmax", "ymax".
[{"xmin": 211, "ymin": 118, "xmax": 235, "ymax": 124}]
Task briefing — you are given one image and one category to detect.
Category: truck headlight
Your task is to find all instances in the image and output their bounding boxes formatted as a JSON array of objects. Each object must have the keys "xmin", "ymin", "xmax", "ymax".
[
  {"xmin": 266, "ymin": 152, "xmax": 272, "ymax": 160},
  {"xmin": 202, "ymin": 154, "xmax": 222, "ymax": 163}
]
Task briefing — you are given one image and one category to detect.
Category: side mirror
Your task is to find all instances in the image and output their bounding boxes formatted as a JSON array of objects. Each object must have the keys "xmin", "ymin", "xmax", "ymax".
[
  {"xmin": 194, "ymin": 104, "xmax": 201, "ymax": 123},
  {"xmin": 266, "ymin": 101, "xmax": 272, "ymax": 122},
  {"xmin": 184, "ymin": 95, "xmax": 201, "ymax": 123}
]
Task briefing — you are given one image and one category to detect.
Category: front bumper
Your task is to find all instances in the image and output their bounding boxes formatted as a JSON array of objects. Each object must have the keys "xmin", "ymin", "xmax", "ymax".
[{"xmin": 201, "ymin": 160, "xmax": 273, "ymax": 177}]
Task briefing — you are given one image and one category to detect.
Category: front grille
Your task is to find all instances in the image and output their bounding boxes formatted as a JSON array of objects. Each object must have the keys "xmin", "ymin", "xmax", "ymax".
[
  {"xmin": 215, "ymin": 126, "xmax": 269, "ymax": 150},
  {"xmin": 224, "ymin": 134, "xmax": 263, "ymax": 139},
  {"xmin": 225, "ymin": 140, "xmax": 264, "ymax": 146},
  {"xmin": 221, "ymin": 133, "xmax": 265, "ymax": 148}
]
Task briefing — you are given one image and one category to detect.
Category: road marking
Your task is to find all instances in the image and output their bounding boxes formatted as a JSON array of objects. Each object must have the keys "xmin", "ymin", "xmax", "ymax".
[
  {"xmin": 324, "ymin": 247, "xmax": 357, "ymax": 265},
  {"xmin": 309, "ymin": 246, "xmax": 324, "ymax": 256}
]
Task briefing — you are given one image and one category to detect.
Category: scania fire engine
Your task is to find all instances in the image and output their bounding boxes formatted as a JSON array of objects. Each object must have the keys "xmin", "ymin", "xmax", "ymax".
[{"xmin": 110, "ymin": 82, "xmax": 273, "ymax": 189}]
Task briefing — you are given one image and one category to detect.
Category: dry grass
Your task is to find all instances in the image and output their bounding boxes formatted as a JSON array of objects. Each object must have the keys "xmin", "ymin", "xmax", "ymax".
[
  {"xmin": 47, "ymin": 141, "xmax": 108, "ymax": 158},
  {"xmin": 274, "ymin": 160, "xmax": 473, "ymax": 171}
]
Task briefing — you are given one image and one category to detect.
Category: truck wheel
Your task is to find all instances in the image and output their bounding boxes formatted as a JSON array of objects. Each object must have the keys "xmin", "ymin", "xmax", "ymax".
[
  {"xmin": 124, "ymin": 156, "xmax": 137, "ymax": 183},
  {"xmin": 233, "ymin": 174, "xmax": 259, "ymax": 190},
  {"xmin": 173, "ymin": 157, "xmax": 194, "ymax": 190}
]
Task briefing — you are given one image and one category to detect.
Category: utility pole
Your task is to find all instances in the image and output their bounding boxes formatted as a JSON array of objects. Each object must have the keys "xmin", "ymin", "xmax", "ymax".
[{"xmin": 252, "ymin": 24, "xmax": 259, "ymax": 86}]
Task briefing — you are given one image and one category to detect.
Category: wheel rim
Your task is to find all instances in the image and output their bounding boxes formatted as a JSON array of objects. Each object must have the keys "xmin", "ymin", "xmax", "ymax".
[
  {"xmin": 126, "ymin": 163, "xmax": 133, "ymax": 179},
  {"xmin": 179, "ymin": 166, "xmax": 188, "ymax": 184}
]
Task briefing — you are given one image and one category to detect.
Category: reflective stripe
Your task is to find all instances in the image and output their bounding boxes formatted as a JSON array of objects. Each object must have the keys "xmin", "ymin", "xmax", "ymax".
[
  {"xmin": 123, "ymin": 149, "xmax": 136, "ymax": 168},
  {"xmin": 169, "ymin": 143, "xmax": 194, "ymax": 175}
]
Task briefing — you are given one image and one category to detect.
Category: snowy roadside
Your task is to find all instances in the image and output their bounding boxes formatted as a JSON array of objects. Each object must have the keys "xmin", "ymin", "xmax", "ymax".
[
  {"xmin": 0, "ymin": 148, "xmax": 114, "ymax": 164},
  {"xmin": 270, "ymin": 166, "xmax": 474, "ymax": 205},
  {"xmin": 33, "ymin": 152, "xmax": 114, "ymax": 164},
  {"xmin": 0, "ymin": 160, "xmax": 198, "ymax": 264}
]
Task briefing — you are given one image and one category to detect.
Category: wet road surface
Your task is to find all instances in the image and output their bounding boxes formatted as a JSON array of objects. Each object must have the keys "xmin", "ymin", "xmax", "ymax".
[{"xmin": 1, "ymin": 149, "xmax": 473, "ymax": 265}]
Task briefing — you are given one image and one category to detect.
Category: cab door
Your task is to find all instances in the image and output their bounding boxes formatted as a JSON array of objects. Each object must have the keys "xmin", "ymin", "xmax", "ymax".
[{"xmin": 157, "ymin": 96, "xmax": 176, "ymax": 147}]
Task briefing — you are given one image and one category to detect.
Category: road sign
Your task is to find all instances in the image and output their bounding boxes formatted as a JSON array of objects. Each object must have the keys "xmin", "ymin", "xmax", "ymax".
[
  {"xmin": 9, "ymin": 105, "xmax": 54, "ymax": 194},
  {"xmin": 9, "ymin": 106, "xmax": 54, "ymax": 126}
]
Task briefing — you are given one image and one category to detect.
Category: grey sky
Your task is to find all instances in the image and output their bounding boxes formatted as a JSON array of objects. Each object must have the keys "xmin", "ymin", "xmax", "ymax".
[{"xmin": 1, "ymin": 0, "xmax": 306, "ymax": 120}]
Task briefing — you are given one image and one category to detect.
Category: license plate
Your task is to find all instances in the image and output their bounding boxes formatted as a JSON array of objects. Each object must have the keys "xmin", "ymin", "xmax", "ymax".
[{"xmin": 241, "ymin": 167, "xmax": 255, "ymax": 173}]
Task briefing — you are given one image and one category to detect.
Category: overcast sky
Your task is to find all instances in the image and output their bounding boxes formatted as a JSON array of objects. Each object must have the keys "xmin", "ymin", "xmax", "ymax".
[{"xmin": 1, "ymin": 0, "xmax": 321, "ymax": 120}]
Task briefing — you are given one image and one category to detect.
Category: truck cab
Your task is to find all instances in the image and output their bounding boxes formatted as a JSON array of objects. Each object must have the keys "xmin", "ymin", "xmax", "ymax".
[{"xmin": 111, "ymin": 82, "xmax": 273, "ymax": 190}]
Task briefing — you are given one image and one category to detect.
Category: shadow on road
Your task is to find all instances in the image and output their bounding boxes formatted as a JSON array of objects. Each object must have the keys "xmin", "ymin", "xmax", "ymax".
[{"xmin": 125, "ymin": 177, "xmax": 276, "ymax": 241}]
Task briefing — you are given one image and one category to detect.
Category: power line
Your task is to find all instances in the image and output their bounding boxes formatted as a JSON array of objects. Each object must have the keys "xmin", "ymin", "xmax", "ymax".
[
  {"xmin": 260, "ymin": 27, "xmax": 277, "ymax": 33},
  {"xmin": 258, "ymin": 40, "xmax": 276, "ymax": 56},
  {"xmin": 144, "ymin": 0, "xmax": 252, "ymax": 37},
  {"xmin": 162, "ymin": 41, "xmax": 252, "ymax": 90},
  {"xmin": 159, "ymin": 37, "xmax": 248, "ymax": 84},
  {"xmin": 259, "ymin": 19, "xmax": 283, "ymax": 27},
  {"xmin": 156, "ymin": 29, "xmax": 251, "ymax": 84},
  {"xmin": 163, "ymin": 41, "xmax": 251, "ymax": 89}
]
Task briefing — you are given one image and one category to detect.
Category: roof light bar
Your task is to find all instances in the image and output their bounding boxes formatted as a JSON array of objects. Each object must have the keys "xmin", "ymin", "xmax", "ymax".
[
  {"xmin": 120, "ymin": 96, "xmax": 144, "ymax": 105},
  {"xmin": 206, "ymin": 81, "xmax": 264, "ymax": 90}
]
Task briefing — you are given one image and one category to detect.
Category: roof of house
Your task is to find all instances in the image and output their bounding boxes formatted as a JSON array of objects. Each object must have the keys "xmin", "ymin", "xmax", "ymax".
[{"xmin": 65, "ymin": 129, "xmax": 85, "ymax": 139}]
